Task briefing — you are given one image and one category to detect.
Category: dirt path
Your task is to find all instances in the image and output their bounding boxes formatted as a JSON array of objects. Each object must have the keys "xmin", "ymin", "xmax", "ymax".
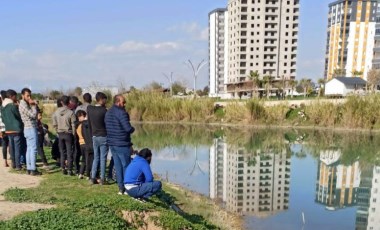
[{"xmin": 0, "ymin": 149, "xmax": 54, "ymax": 221}]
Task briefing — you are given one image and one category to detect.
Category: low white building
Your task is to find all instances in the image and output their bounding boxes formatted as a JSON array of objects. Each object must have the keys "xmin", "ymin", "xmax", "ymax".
[{"xmin": 325, "ymin": 77, "xmax": 367, "ymax": 97}]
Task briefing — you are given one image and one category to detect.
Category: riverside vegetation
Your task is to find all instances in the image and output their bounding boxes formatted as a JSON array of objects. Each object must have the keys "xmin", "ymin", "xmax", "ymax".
[{"xmin": 123, "ymin": 91, "xmax": 380, "ymax": 130}]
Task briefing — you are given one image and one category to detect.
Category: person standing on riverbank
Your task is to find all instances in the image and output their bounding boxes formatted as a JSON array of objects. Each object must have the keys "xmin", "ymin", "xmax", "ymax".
[
  {"xmin": 19, "ymin": 88, "xmax": 41, "ymax": 175},
  {"xmin": 105, "ymin": 95, "xmax": 135, "ymax": 194},
  {"xmin": 87, "ymin": 92, "xmax": 108, "ymax": 185},
  {"xmin": 124, "ymin": 148, "xmax": 162, "ymax": 200},
  {"xmin": 0, "ymin": 91, "xmax": 9, "ymax": 168},
  {"xmin": 75, "ymin": 93, "xmax": 92, "ymax": 113},
  {"xmin": 1, "ymin": 90, "xmax": 24, "ymax": 170},
  {"xmin": 52, "ymin": 95, "xmax": 77, "ymax": 175}
]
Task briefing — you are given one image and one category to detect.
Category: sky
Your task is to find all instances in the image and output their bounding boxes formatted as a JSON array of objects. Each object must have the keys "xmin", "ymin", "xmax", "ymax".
[{"xmin": 0, "ymin": 0, "xmax": 331, "ymax": 92}]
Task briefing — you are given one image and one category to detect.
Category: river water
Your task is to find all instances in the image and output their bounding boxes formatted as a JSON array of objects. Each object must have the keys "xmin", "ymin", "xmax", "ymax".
[{"xmin": 132, "ymin": 124, "xmax": 380, "ymax": 230}]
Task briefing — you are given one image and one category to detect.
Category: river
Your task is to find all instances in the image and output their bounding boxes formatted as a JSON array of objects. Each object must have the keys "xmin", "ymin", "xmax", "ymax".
[{"xmin": 132, "ymin": 124, "xmax": 380, "ymax": 230}]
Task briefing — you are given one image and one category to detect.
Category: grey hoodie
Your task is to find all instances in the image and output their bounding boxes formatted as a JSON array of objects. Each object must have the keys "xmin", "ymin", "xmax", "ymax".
[{"xmin": 52, "ymin": 106, "xmax": 76, "ymax": 134}]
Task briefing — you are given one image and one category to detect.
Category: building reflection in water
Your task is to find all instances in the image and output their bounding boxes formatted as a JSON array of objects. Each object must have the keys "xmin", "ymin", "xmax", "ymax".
[
  {"xmin": 356, "ymin": 166, "xmax": 380, "ymax": 230},
  {"xmin": 316, "ymin": 150, "xmax": 360, "ymax": 209},
  {"xmin": 209, "ymin": 137, "xmax": 291, "ymax": 217},
  {"xmin": 314, "ymin": 150, "xmax": 380, "ymax": 229}
]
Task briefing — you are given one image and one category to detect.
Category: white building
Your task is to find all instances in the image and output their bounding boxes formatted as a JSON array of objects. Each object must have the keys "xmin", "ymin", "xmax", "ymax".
[
  {"xmin": 209, "ymin": 0, "xmax": 300, "ymax": 98},
  {"xmin": 325, "ymin": 77, "xmax": 367, "ymax": 97},
  {"xmin": 209, "ymin": 9, "xmax": 231, "ymax": 99},
  {"xmin": 367, "ymin": 166, "xmax": 380, "ymax": 230}
]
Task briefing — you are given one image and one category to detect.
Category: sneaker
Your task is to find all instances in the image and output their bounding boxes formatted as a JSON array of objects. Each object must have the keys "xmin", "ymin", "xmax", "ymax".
[
  {"xmin": 15, "ymin": 167, "xmax": 22, "ymax": 171},
  {"xmin": 133, "ymin": 197, "xmax": 147, "ymax": 203},
  {"xmin": 62, "ymin": 169, "xmax": 68, "ymax": 175},
  {"xmin": 27, "ymin": 170, "xmax": 31, "ymax": 175},
  {"xmin": 78, "ymin": 174, "xmax": 84, "ymax": 179},
  {"xmin": 68, "ymin": 171, "xmax": 75, "ymax": 176},
  {"xmin": 89, "ymin": 178, "xmax": 98, "ymax": 185},
  {"xmin": 99, "ymin": 179, "xmax": 107, "ymax": 185}
]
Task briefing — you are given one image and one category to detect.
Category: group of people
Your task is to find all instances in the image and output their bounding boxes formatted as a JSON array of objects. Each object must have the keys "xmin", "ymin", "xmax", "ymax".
[{"xmin": 0, "ymin": 89, "xmax": 162, "ymax": 200}]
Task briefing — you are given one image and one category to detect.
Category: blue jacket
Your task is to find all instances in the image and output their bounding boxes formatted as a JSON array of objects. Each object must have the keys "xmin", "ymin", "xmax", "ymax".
[
  {"xmin": 105, "ymin": 105, "xmax": 135, "ymax": 147},
  {"xmin": 124, "ymin": 156, "xmax": 153, "ymax": 184}
]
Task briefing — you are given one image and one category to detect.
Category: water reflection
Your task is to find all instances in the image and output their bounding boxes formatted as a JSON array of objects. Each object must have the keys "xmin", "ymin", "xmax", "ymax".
[
  {"xmin": 209, "ymin": 137, "xmax": 290, "ymax": 216},
  {"xmin": 132, "ymin": 124, "xmax": 380, "ymax": 229},
  {"xmin": 316, "ymin": 150, "xmax": 360, "ymax": 210}
]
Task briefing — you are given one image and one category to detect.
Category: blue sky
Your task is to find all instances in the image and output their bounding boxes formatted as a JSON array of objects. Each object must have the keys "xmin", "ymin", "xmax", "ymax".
[{"xmin": 0, "ymin": 0, "xmax": 331, "ymax": 92}]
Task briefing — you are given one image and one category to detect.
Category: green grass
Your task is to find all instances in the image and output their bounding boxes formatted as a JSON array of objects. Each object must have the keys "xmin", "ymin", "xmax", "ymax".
[{"xmin": 0, "ymin": 153, "xmax": 219, "ymax": 230}]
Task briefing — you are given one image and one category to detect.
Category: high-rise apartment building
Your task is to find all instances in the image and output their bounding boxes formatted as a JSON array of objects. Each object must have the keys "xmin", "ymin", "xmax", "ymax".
[
  {"xmin": 324, "ymin": 0, "xmax": 379, "ymax": 80},
  {"xmin": 209, "ymin": 0, "xmax": 300, "ymax": 98},
  {"xmin": 209, "ymin": 9, "xmax": 229, "ymax": 98}
]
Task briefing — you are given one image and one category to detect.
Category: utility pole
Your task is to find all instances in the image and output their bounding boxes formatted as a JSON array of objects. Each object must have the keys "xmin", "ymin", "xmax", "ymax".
[
  {"xmin": 185, "ymin": 59, "xmax": 207, "ymax": 97},
  {"xmin": 163, "ymin": 72, "xmax": 174, "ymax": 96}
]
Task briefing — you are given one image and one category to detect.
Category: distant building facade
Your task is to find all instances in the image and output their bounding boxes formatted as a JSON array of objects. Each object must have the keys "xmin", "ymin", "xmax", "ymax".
[
  {"xmin": 325, "ymin": 0, "xmax": 379, "ymax": 80},
  {"xmin": 209, "ymin": 0, "xmax": 300, "ymax": 98},
  {"xmin": 209, "ymin": 9, "xmax": 230, "ymax": 99}
]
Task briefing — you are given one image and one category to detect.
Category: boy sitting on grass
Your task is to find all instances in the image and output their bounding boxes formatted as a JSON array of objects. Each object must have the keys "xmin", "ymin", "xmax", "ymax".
[{"xmin": 124, "ymin": 148, "xmax": 162, "ymax": 201}]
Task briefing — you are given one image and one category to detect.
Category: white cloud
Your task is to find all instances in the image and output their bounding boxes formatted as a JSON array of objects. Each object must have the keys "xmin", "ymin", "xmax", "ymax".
[
  {"xmin": 94, "ymin": 40, "xmax": 180, "ymax": 54},
  {"xmin": 167, "ymin": 22, "xmax": 208, "ymax": 41}
]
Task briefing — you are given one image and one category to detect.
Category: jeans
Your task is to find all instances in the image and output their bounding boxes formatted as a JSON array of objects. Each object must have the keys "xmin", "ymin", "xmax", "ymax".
[
  {"xmin": 24, "ymin": 128, "xmax": 38, "ymax": 171},
  {"xmin": 125, "ymin": 181, "xmax": 162, "ymax": 198},
  {"xmin": 91, "ymin": 136, "xmax": 108, "ymax": 180},
  {"xmin": 2, "ymin": 135, "xmax": 9, "ymax": 160},
  {"xmin": 110, "ymin": 146, "xmax": 131, "ymax": 192},
  {"xmin": 20, "ymin": 133, "xmax": 27, "ymax": 165},
  {"xmin": 8, "ymin": 134, "xmax": 21, "ymax": 169},
  {"xmin": 58, "ymin": 132, "xmax": 74, "ymax": 171}
]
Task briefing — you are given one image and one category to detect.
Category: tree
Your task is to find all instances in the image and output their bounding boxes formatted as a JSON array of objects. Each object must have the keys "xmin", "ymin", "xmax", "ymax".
[
  {"xmin": 317, "ymin": 78, "xmax": 326, "ymax": 97},
  {"xmin": 333, "ymin": 68, "xmax": 346, "ymax": 78},
  {"xmin": 367, "ymin": 69, "xmax": 380, "ymax": 92},
  {"xmin": 171, "ymin": 81, "xmax": 186, "ymax": 95},
  {"xmin": 74, "ymin": 87, "xmax": 83, "ymax": 97},
  {"xmin": 352, "ymin": 70, "xmax": 363, "ymax": 78},
  {"xmin": 49, "ymin": 90, "xmax": 62, "ymax": 100},
  {"xmin": 289, "ymin": 79, "xmax": 298, "ymax": 98},
  {"xmin": 144, "ymin": 81, "xmax": 163, "ymax": 91},
  {"xmin": 248, "ymin": 70, "xmax": 261, "ymax": 98},
  {"xmin": 262, "ymin": 75, "xmax": 272, "ymax": 99},
  {"xmin": 300, "ymin": 78, "xmax": 311, "ymax": 98}
]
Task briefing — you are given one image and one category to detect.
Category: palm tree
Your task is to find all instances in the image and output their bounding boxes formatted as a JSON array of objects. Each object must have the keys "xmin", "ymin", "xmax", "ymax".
[
  {"xmin": 248, "ymin": 70, "xmax": 261, "ymax": 98},
  {"xmin": 352, "ymin": 70, "xmax": 363, "ymax": 78},
  {"xmin": 262, "ymin": 75, "xmax": 272, "ymax": 99},
  {"xmin": 317, "ymin": 78, "xmax": 325, "ymax": 97},
  {"xmin": 333, "ymin": 68, "xmax": 346, "ymax": 78},
  {"xmin": 289, "ymin": 79, "xmax": 298, "ymax": 98},
  {"xmin": 300, "ymin": 78, "xmax": 311, "ymax": 98}
]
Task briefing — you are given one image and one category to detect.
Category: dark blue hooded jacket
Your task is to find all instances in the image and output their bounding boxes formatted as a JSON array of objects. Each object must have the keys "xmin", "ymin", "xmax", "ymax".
[
  {"xmin": 124, "ymin": 156, "xmax": 153, "ymax": 184},
  {"xmin": 104, "ymin": 105, "xmax": 135, "ymax": 147}
]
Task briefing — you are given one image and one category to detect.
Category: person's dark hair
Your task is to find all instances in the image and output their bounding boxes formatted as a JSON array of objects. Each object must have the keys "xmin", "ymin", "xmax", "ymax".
[
  {"xmin": 95, "ymin": 92, "xmax": 107, "ymax": 102},
  {"xmin": 113, "ymin": 94, "xmax": 123, "ymax": 104},
  {"xmin": 21, "ymin": 88, "xmax": 31, "ymax": 95},
  {"xmin": 6, "ymin": 89, "xmax": 17, "ymax": 98},
  {"xmin": 70, "ymin": 96, "xmax": 79, "ymax": 104},
  {"xmin": 60, "ymin": 95, "xmax": 70, "ymax": 106},
  {"xmin": 83, "ymin": 93, "xmax": 92, "ymax": 103},
  {"xmin": 76, "ymin": 110, "xmax": 87, "ymax": 118},
  {"xmin": 138, "ymin": 148, "xmax": 152, "ymax": 160},
  {"xmin": 0, "ymin": 90, "xmax": 6, "ymax": 99},
  {"xmin": 56, "ymin": 98, "xmax": 63, "ymax": 108}
]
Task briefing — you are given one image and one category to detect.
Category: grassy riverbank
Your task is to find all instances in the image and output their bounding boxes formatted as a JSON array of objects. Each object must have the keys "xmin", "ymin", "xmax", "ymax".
[
  {"xmin": 0, "ymin": 152, "xmax": 240, "ymax": 230},
  {"xmin": 124, "ymin": 91, "xmax": 380, "ymax": 130}
]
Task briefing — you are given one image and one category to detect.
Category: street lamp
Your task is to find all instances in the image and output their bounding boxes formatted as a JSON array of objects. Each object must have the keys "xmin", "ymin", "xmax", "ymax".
[
  {"xmin": 162, "ymin": 72, "xmax": 174, "ymax": 96},
  {"xmin": 185, "ymin": 59, "xmax": 207, "ymax": 97}
]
